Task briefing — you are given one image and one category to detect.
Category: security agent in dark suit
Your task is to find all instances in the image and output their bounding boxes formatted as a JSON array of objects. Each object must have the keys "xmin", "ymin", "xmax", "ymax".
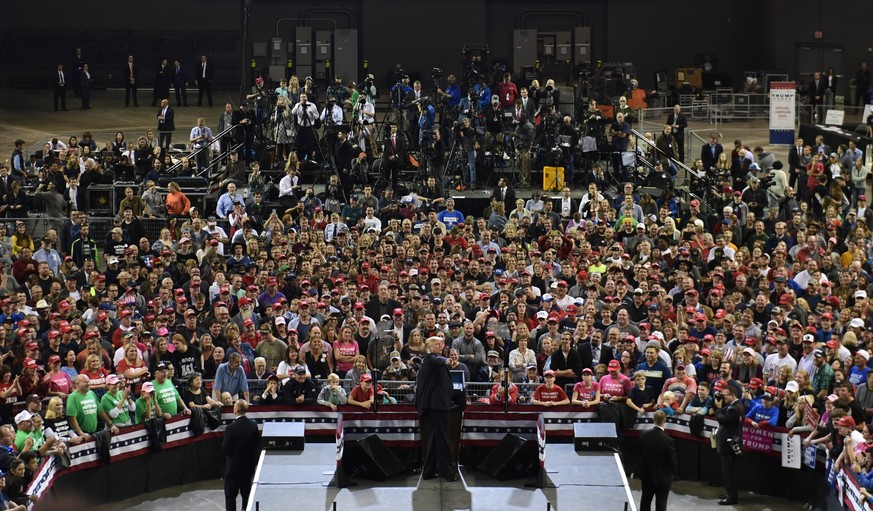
[
  {"xmin": 713, "ymin": 380, "xmax": 744, "ymax": 505},
  {"xmin": 809, "ymin": 71, "xmax": 826, "ymax": 119},
  {"xmin": 221, "ymin": 400, "xmax": 261, "ymax": 511},
  {"xmin": 492, "ymin": 177, "xmax": 516, "ymax": 211},
  {"xmin": 172, "ymin": 59, "xmax": 188, "ymax": 107},
  {"xmin": 156, "ymin": 99, "xmax": 175, "ymax": 151},
  {"xmin": 197, "ymin": 54, "xmax": 214, "ymax": 107},
  {"xmin": 638, "ymin": 410, "xmax": 677, "ymax": 511},
  {"xmin": 52, "ymin": 64, "xmax": 68, "ymax": 112},
  {"xmin": 700, "ymin": 132, "xmax": 724, "ymax": 171},
  {"xmin": 578, "ymin": 335, "xmax": 615, "ymax": 370},
  {"xmin": 381, "ymin": 123, "xmax": 409, "ymax": 194},
  {"xmin": 415, "ymin": 336, "xmax": 459, "ymax": 481},
  {"xmin": 123, "ymin": 55, "xmax": 139, "ymax": 107},
  {"xmin": 666, "ymin": 104, "xmax": 688, "ymax": 162}
]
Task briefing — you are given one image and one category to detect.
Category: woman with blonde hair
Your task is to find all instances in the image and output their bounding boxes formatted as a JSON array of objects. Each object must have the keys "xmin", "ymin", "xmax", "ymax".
[
  {"xmin": 44, "ymin": 396, "xmax": 85, "ymax": 444},
  {"xmin": 116, "ymin": 342, "xmax": 149, "ymax": 384}
]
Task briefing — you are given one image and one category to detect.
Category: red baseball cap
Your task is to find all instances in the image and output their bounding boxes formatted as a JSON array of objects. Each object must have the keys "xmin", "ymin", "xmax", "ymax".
[{"xmin": 608, "ymin": 359, "xmax": 620, "ymax": 370}]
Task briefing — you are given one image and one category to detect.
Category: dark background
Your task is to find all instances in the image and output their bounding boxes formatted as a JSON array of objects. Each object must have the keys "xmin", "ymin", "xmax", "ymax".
[{"xmin": 0, "ymin": 0, "xmax": 866, "ymax": 99}]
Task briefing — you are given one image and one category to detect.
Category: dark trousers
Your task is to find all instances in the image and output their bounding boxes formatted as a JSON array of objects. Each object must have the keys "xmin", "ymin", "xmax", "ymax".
[
  {"xmin": 81, "ymin": 87, "xmax": 91, "ymax": 109},
  {"xmin": 720, "ymin": 453, "xmax": 738, "ymax": 501},
  {"xmin": 53, "ymin": 88, "xmax": 66, "ymax": 111},
  {"xmin": 421, "ymin": 409, "xmax": 454, "ymax": 478},
  {"xmin": 159, "ymin": 132, "xmax": 173, "ymax": 151},
  {"xmin": 198, "ymin": 82, "xmax": 213, "ymax": 106},
  {"xmin": 175, "ymin": 84, "xmax": 188, "ymax": 106},
  {"xmin": 125, "ymin": 83, "xmax": 138, "ymax": 106},
  {"xmin": 640, "ymin": 480, "xmax": 670, "ymax": 511},
  {"xmin": 224, "ymin": 473, "xmax": 253, "ymax": 511},
  {"xmin": 382, "ymin": 156, "xmax": 402, "ymax": 193}
]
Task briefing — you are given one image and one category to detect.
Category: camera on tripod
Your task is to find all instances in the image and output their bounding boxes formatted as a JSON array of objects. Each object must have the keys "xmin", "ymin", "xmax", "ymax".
[
  {"xmin": 393, "ymin": 65, "xmax": 406, "ymax": 84},
  {"xmin": 432, "ymin": 67, "xmax": 443, "ymax": 80}
]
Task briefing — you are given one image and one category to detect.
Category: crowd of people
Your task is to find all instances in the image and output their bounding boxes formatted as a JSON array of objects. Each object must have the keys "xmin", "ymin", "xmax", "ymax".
[{"xmin": 5, "ymin": 60, "xmax": 873, "ymax": 507}]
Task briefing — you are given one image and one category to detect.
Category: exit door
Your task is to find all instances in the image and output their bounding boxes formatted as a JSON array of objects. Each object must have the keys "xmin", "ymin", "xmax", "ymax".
[{"xmin": 796, "ymin": 44, "xmax": 845, "ymax": 100}]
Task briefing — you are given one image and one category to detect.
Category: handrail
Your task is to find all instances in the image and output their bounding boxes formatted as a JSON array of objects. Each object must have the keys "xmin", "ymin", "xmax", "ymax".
[{"xmin": 164, "ymin": 125, "xmax": 237, "ymax": 179}]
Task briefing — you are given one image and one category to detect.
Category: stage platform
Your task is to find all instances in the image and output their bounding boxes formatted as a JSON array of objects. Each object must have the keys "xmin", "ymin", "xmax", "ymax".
[{"xmin": 246, "ymin": 442, "xmax": 634, "ymax": 511}]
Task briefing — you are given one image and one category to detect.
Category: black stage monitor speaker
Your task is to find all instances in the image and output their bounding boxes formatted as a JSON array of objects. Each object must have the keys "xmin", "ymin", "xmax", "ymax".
[
  {"xmin": 261, "ymin": 421, "xmax": 305, "ymax": 450},
  {"xmin": 573, "ymin": 422, "xmax": 619, "ymax": 452},
  {"xmin": 478, "ymin": 433, "xmax": 537, "ymax": 480},
  {"xmin": 345, "ymin": 434, "xmax": 406, "ymax": 481}
]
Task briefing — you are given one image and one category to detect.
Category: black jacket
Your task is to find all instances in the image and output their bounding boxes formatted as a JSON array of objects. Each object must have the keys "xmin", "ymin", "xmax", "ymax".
[
  {"xmin": 415, "ymin": 352, "xmax": 453, "ymax": 413},
  {"xmin": 222, "ymin": 414, "xmax": 261, "ymax": 476},
  {"xmin": 282, "ymin": 377, "xmax": 319, "ymax": 406},
  {"xmin": 638, "ymin": 426, "xmax": 677, "ymax": 488},
  {"xmin": 715, "ymin": 398, "xmax": 744, "ymax": 455}
]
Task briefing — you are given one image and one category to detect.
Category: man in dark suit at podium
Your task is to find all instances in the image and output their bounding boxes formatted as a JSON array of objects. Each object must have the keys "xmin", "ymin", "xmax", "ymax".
[
  {"xmin": 222, "ymin": 400, "xmax": 261, "ymax": 511},
  {"xmin": 416, "ymin": 336, "xmax": 459, "ymax": 481},
  {"xmin": 638, "ymin": 410, "xmax": 677, "ymax": 511}
]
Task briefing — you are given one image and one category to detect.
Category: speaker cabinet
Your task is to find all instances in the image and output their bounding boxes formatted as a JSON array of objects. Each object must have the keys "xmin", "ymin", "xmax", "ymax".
[
  {"xmin": 344, "ymin": 434, "xmax": 406, "ymax": 481},
  {"xmin": 478, "ymin": 434, "xmax": 537, "ymax": 480}
]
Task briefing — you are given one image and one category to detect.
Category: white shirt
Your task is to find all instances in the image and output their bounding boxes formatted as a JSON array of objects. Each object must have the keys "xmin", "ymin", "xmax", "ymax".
[{"xmin": 279, "ymin": 174, "xmax": 297, "ymax": 197}]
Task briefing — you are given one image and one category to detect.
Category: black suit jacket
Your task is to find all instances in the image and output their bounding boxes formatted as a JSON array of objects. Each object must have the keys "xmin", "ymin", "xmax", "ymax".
[
  {"xmin": 53, "ymin": 70, "xmax": 67, "ymax": 91},
  {"xmin": 492, "ymin": 185, "xmax": 517, "ymax": 210},
  {"xmin": 123, "ymin": 62, "xmax": 139, "ymax": 85},
  {"xmin": 666, "ymin": 112, "xmax": 688, "ymax": 138},
  {"xmin": 809, "ymin": 78, "xmax": 826, "ymax": 105},
  {"xmin": 173, "ymin": 65, "xmax": 186, "ymax": 86},
  {"xmin": 577, "ymin": 341, "xmax": 614, "ymax": 370},
  {"xmin": 158, "ymin": 106, "xmax": 175, "ymax": 132},
  {"xmin": 365, "ymin": 297, "xmax": 401, "ymax": 324},
  {"xmin": 197, "ymin": 61, "xmax": 213, "ymax": 85},
  {"xmin": 788, "ymin": 145, "xmax": 805, "ymax": 172},
  {"xmin": 382, "ymin": 133, "xmax": 409, "ymax": 161},
  {"xmin": 638, "ymin": 426, "xmax": 677, "ymax": 488},
  {"xmin": 415, "ymin": 352, "xmax": 453, "ymax": 413},
  {"xmin": 222, "ymin": 415, "xmax": 261, "ymax": 477},
  {"xmin": 700, "ymin": 143, "xmax": 723, "ymax": 171}
]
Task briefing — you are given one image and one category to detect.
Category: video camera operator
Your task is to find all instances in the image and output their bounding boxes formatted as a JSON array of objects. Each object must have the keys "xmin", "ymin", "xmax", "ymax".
[
  {"xmin": 609, "ymin": 112, "xmax": 632, "ymax": 183},
  {"xmin": 360, "ymin": 73, "xmax": 378, "ymax": 104},
  {"xmin": 417, "ymin": 99, "xmax": 436, "ymax": 147},
  {"xmin": 437, "ymin": 73, "xmax": 461, "ymax": 110},
  {"xmin": 537, "ymin": 79, "xmax": 561, "ymax": 111},
  {"xmin": 326, "ymin": 76, "xmax": 349, "ymax": 107},
  {"xmin": 301, "ymin": 76, "xmax": 319, "ymax": 106},
  {"xmin": 321, "ymin": 95, "xmax": 346, "ymax": 151},
  {"xmin": 291, "ymin": 93, "xmax": 319, "ymax": 162},
  {"xmin": 456, "ymin": 117, "xmax": 477, "ymax": 190},
  {"xmin": 581, "ymin": 99, "xmax": 604, "ymax": 141},
  {"xmin": 246, "ymin": 77, "xmax": 270, "ymax": 124},
  {"xmin": 483, "ymin": 95, "xmax": 504, "ymax": 154},
  {"xmin": 231, "ymin": 102, "xmax": 257, "ymax": 164},
  {"xmin": 391, "ymin": 73, "xmax": 413, "ymax": 133},
  {"xmin": 512, "ymin": 113, "xmax": 534, "ymax": 187},
  {"xmin": 557, "ymin": 116, "xmax": 579, "ymax": 182}
]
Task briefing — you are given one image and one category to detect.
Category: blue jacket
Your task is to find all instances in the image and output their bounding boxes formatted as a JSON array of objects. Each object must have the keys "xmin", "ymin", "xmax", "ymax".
[{"xmin": 745, "ymin": 402, "xmax": 779, "ymax": 426}]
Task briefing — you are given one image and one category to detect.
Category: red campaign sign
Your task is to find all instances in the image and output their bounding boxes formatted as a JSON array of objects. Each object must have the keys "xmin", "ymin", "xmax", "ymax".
[
  {"xmin": 806, "ymin": 400, "xmax": 820, "ymax": 429},
  {"xmin": 742, "ymin": 425, "xmax": 774, "ymax": 454}
]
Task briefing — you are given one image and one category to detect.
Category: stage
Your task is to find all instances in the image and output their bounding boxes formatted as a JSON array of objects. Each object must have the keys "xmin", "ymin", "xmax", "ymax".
[{"xmin": 246, "ymin": 443, "xmax": 634, "ymax": 511}]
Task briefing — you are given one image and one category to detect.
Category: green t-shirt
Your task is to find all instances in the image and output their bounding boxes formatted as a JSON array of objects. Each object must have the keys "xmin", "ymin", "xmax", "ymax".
[
  {"xmin": 152, "ymin": 379, "xmax": 180, "ymax": 416},
  {"xmin": 134, "ymin": 396, "xmax": 158, "ymax": 424},
  {"xmin": 66, "ymin": 390, "xmax": 100, "ymax": 434},
  {"xmin": 13, "ymin": 429, "xmax": 42, "ymax": 453},
  {"xmin": 100, "ymin": 390, "xmax": 132, "ymax": 425}
]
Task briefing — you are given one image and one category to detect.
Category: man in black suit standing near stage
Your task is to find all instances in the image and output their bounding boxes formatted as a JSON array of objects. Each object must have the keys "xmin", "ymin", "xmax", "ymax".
[
  {"xmin": 416, "ymin": 336, "xmax": 459, "ymax": 481},
  {"xmin": 700, "ymin": 132, "xmax": 723, "ymax": 172},
  {"xmin": 638, "ymin": 410, "xmax": 677, "ymax": 511},
  {"xmin": 157, "ymin": 99, "xmax": 175, "ymax": 151},
  {"xmin": 713, "ymin": 380, "xmax": 744, "ymax": 505},
  {"xmin": 492, "ymin": 177, "xmax": 516, "ymax": 212},
  {"xmin": 198, "ymin": 55, "xmax": 214, "ymax": 107},
  {"xmin": 809, "ymin": 71, "xmax": 826, "ymax": 121},
  {"xmin": 222, "ymin": 399, "xmax": 261, "ymax": 511},
  {"xmin": 124, "ymin": 55, "xmax": 139, "ymax": 107},
  {"xmin": 53, "ymin": 64, "xmax": 67, "ymax": 112},
  {"xmin": 666, "ymin": 104, "xmax": 687, "ymax": 162},
  {"xmin": 173, "ymin": 59, "xmax": 188, "ymax": 107}
]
